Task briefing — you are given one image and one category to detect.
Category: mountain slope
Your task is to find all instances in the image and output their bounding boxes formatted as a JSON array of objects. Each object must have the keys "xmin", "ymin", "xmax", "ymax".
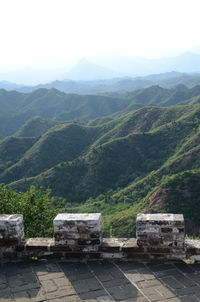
[
  {"xmin": 0, "ymin": 123, "xmax": 104, "ymax": 183},
  {"xmin": 0, "ymin": 104, "xmax": 195, "ymax": 187},
  {"xmin": 147, "ymin": 170, "xmax": 200, "ymax": 234},
  {"xmin": 68, "ymin": 138, "xmax": 200, "ymax": 237},
  {"xmin": 0, "ymin": 89, "xmax": 123, "ymax": 138},
  {"xmin": 2, "ymin": 82, "xmax": 200, "ymax": 139},
  {"xmin": 8, "ymin": 130, "xmax": 173, "ymax": 202},
  {"xmin": 122, "ymin": 84, "xmax": 200, "ymax": 107},
  {"xmin": 0, "ymin": 136, "xmax": 37, "ymax": 174},
  {"xmin": 15, "ymin": 116, "xmax": 58, "ymax": 137},
  {"xmin": 7, "ymin": 103, "xmax": 200, "ymax": 203},
  {"xmin": 1, "ymin": 85, "xmax": 200, "ymax": 237}
]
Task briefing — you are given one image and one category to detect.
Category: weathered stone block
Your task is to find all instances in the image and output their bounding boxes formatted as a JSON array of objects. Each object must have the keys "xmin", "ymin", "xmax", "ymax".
[
  {"xmin": 136, "ymin": 213, "xmax": 185, "ymax": 259},
  {"xmin": 53, "ymin": 213, "xmax": 102, "ymax": 251},
  {"xmin": 0, "ymin": 214, "xmax": 24, "ymax": 247}
]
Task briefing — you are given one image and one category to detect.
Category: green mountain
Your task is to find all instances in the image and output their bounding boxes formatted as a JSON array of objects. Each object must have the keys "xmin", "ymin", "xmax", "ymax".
[
  {"xmin": 1, "ymin": 83, "xmax": 200, "ymax": 140},
  {"xmin": 7, "ymin": 103, "xmax": 199, "ymax": 197},
  {"xmin": 146, "ymin": 170, "xmax": 200, "ymax": 232},
  {"xmin": 0, "ymin": 136, "xmax": 37, "ymax": 174},
  {"xmin": 0, "ymin": 88, "xmax": 125, "ymax": 138},
  {"xmin": 121, "ymin": 84, "xmax": 200, "ymax": 107},
  {"xmin": 0, "ymin": 104, "xmax": 194, "ymax": 186},
  {"xmin": 0, "ymin": 102, "xmax": 198, "ymax": 237},
  {"xmin": 15, "ymin": 116, "xmax": 58, "ymax": 137},
  {"xmin": 0, "ymin": 123, "xmax": 106, "ymax": 182},
  {"xmin": 1, "ymin": 82, "xmax": 200, "ymax": 237}
]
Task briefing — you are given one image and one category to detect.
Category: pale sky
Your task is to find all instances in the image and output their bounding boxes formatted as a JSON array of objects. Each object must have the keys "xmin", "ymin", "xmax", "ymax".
[{"xmin": 0, "ymin": 0, "xmax": 200, "ymax": 70}]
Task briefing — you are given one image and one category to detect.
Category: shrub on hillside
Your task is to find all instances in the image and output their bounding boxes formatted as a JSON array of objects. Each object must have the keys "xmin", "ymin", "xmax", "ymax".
[{"xmin": 0, "ymin": 184, "xmax": 64, "ymax": 237}]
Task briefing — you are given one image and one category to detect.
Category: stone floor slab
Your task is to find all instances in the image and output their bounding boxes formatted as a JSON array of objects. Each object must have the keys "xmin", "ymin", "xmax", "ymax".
[{"xmin": 1, "ymin": 260, "xmax": 200, "ymax": 301}]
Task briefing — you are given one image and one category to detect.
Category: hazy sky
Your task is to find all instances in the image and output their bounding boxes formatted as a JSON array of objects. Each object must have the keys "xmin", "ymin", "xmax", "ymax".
[{"xmin": 1, "ymin": 0, "xmax": 200, "ymax": 70}]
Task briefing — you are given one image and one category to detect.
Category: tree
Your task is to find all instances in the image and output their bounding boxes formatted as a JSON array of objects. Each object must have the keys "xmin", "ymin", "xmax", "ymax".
[{"xmin": 0, "ymin": 184, "xmax": 65, "ymax": 237}]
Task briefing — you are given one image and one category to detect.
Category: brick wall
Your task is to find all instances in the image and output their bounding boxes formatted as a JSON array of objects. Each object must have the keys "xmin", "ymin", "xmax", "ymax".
[{"xmin": 0, "ymin": 213, "xmax": 199, "ymax": 261}]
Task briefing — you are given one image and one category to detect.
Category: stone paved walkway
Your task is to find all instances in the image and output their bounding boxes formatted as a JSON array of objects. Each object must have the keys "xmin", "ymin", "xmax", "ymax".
[{"xmin": 1, "ymin": 260, "xmax": 200, "ymax": 301}]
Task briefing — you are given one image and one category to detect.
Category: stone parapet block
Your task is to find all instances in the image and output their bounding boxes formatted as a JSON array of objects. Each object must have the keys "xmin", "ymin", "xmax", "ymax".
[
  {"xmin": 136, "ymin": 213, "xmax": 185, "ymax": 259},
  {"xmin": 54, "ymin": 213, "xmax": 102, "ymax": 251},
  {"xmin": 0, "ymin": 214, "xmax": 24, "ymax": 247}
]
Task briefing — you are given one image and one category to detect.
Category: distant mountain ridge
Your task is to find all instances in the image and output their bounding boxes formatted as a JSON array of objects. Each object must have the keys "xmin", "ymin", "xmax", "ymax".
[
  {"xmin": 1, "ymin": 82, "xmax": 200, "ymax": 139},
  {"xmin": 92, "ymin": 52, "xmax": 200, "ymax": 75},
  {"xmin": 2, "ymin": 71, "xmax": 200, "ymax": 96},
  {"xmin": 2, "ymin": 52, "xmax": 200, "ymax": 84}
]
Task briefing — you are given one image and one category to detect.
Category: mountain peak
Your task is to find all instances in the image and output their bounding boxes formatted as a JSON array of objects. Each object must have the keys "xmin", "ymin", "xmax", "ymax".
[{"xmin": 65, "ymin": 59, "xmax": 117, "ymax": 81}]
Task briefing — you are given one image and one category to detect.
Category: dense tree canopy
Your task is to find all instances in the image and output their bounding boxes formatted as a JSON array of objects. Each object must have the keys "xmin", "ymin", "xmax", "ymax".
[{"xmin": 0, "ymin": 184, "xmax": 64, "ymax": 237}]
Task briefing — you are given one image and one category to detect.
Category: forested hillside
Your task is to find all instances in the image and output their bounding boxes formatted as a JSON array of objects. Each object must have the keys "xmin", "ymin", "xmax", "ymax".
[
  {"xmin": 1, "ymin": 82, "xmax": 200, "ymax": 139},
  {"xmin": 1, "ymin": 80, "xmax": 200, "ymax": 237}
]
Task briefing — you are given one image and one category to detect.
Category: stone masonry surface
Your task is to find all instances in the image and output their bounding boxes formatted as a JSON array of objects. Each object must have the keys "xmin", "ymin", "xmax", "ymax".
[
  {"xmin": 1, "ymin": 213, "xmax": 200, "ymax": 261},
  {"xmin": 53, "ymin": 214, "xmax": 102, "ymax": 252},
  {"xmin": 0, "ymin": 214, "xmax": 24, "ymax": 246},
  {"xmin": 136, "ymin": 214, "xmax": 185, "ymax": 260},
  {"xmin": 0, "ymin": 237, "xmax": 199, "ymax": 261},
  {"xmin": 2, "ymin": 259, "xmax": 200, "ymax": 301}
]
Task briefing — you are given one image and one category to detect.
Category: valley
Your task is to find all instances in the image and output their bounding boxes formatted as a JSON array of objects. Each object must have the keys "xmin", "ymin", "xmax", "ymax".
[{"xmin": 1, "ymin": 73, "xmax": 200, "ymax": 237}]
